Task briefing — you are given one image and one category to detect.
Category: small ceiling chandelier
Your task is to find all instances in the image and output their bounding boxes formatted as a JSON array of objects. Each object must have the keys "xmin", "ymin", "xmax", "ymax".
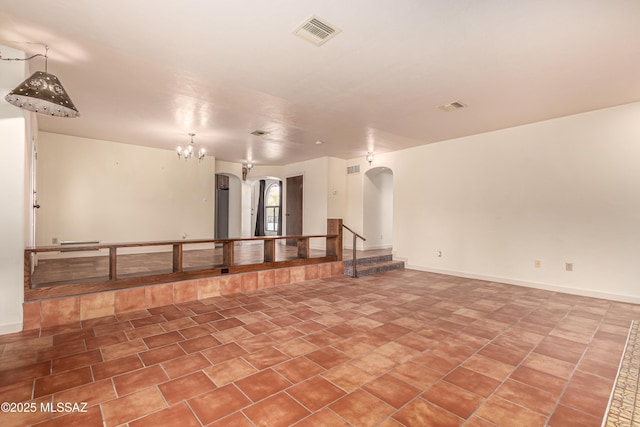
[
  {"xmin": 242, "ymin": 161, "xmax": 253, "ymax": 181},
  {"xmin": 366, "ymin": 152, "xmax": 374, "ymax": 165},
  {"xmin": 3, "ymin": 45, "xmax": 80, "ymax": 118},
  {"xmin": 177, "ymin": 133, "xmax": 205, "ymax": 161}
]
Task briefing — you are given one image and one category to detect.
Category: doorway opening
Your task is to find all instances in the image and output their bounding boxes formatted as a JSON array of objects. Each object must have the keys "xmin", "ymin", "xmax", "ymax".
[
  {"xmin": 363, "ymin": 167, "xmax": 393, "ymax": 250},
  {"xmin": 214, "ymin": 173, "xmax": 241, "ymax": 239},
  {"xmin": 252, "ymin": 178, "xmax": 282, "ymax": 237},
  {"xmin": 285, "ymin": 175, "xmax": 303, "ymax": 245}
]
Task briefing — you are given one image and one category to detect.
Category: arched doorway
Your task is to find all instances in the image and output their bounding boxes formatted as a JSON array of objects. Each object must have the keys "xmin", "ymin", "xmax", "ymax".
[
  {"xmin": 363, "ymin": 167, "xmax": 393, "ymax": 250},
  {"xmin": 214, "ymin": 173, "xmax": 242, "ymax": 239}
]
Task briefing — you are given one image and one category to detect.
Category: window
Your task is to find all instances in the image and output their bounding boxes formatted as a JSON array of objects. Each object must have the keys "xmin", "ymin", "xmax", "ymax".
[{"xmin": 265, "ymin": 183, "xmax": 280, "ymax": 232}]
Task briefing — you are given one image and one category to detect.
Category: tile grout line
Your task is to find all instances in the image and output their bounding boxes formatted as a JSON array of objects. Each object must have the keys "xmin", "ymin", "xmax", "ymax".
[
  {"xmin": 460, "ymin": 293, "xmax": 574, "ymax": 426},
  {"xmin": 542, "ymin": 303, "xmax": 613, "ymax": 426}
]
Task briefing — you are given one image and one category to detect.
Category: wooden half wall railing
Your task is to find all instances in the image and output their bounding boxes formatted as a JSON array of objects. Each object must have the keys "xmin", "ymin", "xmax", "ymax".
[{"xmin": 24, "ymin": 219, "xmax": 344, "ymax": 301}]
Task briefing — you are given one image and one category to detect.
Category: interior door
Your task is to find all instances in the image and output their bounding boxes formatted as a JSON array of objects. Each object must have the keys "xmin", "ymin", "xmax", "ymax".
[{"xmin": 286, "ymin": 175, "xmax": 303, "ymax": 245}]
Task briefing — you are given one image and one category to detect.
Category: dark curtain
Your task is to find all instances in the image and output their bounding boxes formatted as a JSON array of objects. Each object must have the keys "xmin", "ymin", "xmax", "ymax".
[
  {"xmin": 277, "ymin": 180, "xmax": 283, "ymax": 236},
  {"xmin": 254, "ymin": 179, "xmax": 266, "ymax": 236}
]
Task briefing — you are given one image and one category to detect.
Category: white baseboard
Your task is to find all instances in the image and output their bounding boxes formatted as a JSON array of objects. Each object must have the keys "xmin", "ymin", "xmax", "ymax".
[
  {"xmin": 0, "ymin": 322, "xmax": 23, "ymax": 335},
  {"xmin": 407, "ymin": 264, "xmax": 640, "ymax": 305}
]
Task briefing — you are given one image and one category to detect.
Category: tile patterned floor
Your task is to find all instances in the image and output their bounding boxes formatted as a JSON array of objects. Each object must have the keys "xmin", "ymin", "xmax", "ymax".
[
  {"xmin": 1, "ymin": 269, "xmax": 638, "ymax": 426},
  {"xmin": 602, "ymin": 319, "xmax": 640, "ymax": 426}
]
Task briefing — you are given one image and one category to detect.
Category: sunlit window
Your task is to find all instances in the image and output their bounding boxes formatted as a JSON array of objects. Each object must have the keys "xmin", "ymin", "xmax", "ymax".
[{"xmin": 265, "ymin": 183, "xmax": 280, "ymax": 232}]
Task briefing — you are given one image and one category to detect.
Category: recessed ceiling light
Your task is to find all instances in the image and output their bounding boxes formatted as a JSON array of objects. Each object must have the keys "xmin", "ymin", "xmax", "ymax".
[
  {"xmin": 437, "ymin": 101, "xmax": 467, "ymax": 112},
  {"xmin": 315, "ymin": 140, "xmax": 324, "ymax": 145}
]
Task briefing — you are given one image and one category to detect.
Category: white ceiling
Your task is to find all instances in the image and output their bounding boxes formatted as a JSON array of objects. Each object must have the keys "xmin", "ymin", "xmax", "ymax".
[{"xmin": 1, "ymin": 0, "xmax": 639, "ymax": 165}]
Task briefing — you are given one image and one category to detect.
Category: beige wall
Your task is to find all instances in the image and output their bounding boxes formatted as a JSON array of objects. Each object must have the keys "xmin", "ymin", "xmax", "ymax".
[
  {"xmin": 346, "ymin": 102, "xmax": 640, "ymax": 302},
  {"xmin": 327, "ymin": 157, "xmax": 347, "ymax": 219},
  {"xmin": 0, "ymin": 45, "xmax": 27, "ymax": 333},
  {"xmin": 37, "ymin": 132, "xmax": 215, "ymax": 250}
]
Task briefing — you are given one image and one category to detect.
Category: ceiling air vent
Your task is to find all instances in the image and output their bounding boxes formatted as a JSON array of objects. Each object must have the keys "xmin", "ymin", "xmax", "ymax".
[
  {"xmin": 250, "ymin": 130, "xmax": 268, "ymax": 136},
  {"xmin": 437, "ymin": 101, "xmax": 467, "ymax": 112},
  {"xmin": 347, "ymin": 165, "xmax": 360, "ymax": 174},
  {"xmin": 293, "ymin": 15, "xmax": 341, "ymax": 46}
]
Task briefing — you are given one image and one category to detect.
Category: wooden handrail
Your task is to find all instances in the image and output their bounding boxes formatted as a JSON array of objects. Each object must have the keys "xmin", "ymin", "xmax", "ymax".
[
  {"xmin": 23, "ymin": 219, "xmax": 345, "ymax": 301},
  {"xmin": 24, "ymin": 234, "xmax": 334, "ymax": 253}
]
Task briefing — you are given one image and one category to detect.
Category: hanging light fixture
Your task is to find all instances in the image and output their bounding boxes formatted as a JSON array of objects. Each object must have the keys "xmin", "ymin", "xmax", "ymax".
[
  {"xmin": 242, "ymin": 161, "xmax": 253, "ymax": 181},
  {"xmin": 3, "ymin": 45, "xmax": 80, "ymax": 118},
  {"xmin": 366, "ymin": 152, "xmax": 374, "ymax": 165},
  {"xmin": 177, "ymin": 133, "xmax": 205, "ymax": 161}
]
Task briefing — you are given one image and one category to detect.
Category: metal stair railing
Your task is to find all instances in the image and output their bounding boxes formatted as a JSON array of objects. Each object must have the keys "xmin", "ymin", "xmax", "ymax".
[{"xmin": 341, "ymin": 224, "xmax": 366, "ymax": 278}]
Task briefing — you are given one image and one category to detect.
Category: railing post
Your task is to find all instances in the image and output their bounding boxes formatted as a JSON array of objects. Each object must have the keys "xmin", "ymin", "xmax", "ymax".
[
  {"xmin": 297, "ymin": 237, "xmax": 309, "ymax": 259},
  {"xmin": 172, "ymin": 243, "xmax": 183, "ymax": 272},
  {"xmin": 353, "ymin": 233, "xmax": 358, "ymax": 278},
  {"xmin": 109, "ymin": 246, "xmax": 117, "ymax": 280},
  {"xmin": 264, "ymin": 239, "xmax": 276, "ymax": 262},
  {"xmin": 222, "ymin": 241, "xmax": 234, "ymax": 266},
  {"xmin": 326, "ymin": 219, "xmax": 343, "ymax": 259}
]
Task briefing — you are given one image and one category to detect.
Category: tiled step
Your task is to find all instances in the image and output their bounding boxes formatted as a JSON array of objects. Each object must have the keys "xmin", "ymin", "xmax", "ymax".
[
  {"xmin": 343, "ymin": 254, "xmax": 393, "ymax": 268},
  {"xmin": 344, "ymin": 254, "xmax": 404, "ymax": 277}
]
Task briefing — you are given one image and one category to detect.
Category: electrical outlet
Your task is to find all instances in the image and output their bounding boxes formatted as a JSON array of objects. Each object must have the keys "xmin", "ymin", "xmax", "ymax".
[
  {"xmin": 565, "ymin": 262, "xmax": 573, "ymax": 272},
  {"xmin": 52, "ymin": 237, "xmax": 58, "ymax": 245},
  {"xmin": 534, "ymin": 260, "xmax": 541, "ymax": 268}
]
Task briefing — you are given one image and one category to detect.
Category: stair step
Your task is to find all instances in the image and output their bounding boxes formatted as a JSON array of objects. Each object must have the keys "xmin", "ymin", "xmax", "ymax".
[
  {"xmin": 344, "ymin": 260, "xmax": 405, "ymax": 277},
  {"xmin": 343, "ymin": 254, "xmax": 393, "ymax": 268}
]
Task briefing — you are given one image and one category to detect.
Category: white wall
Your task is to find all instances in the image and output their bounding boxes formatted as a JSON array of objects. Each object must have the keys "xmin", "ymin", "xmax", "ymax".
[
  {"xmin": 37, "ymin": 132, "xmax": 215, "ymax": 249},
  {"xmin": 327, "ymin": 157, "xmax": 347, "ymax": 219},
  {"xmin": 0, "ymin": 45, "xmax": 27, "ymax": 333},
  {"xmin": 345, "ymin": 166, "xmax": 365, "ymax": 249},
  {"xmin": 358, "ymin": 102, "xmax": 640, "ymax": 302}
]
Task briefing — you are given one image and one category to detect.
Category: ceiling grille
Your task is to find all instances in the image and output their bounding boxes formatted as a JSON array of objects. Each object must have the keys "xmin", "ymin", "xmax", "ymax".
[
  {"xmin": 438, "ymin": 101, "xmax": 467, "ymax": 112},
  {"xmin": 293, "ymin": 16, "xmax": 341, "ymax": 46},
  {"xmin": 347, "ymin": 165, "xmax": 360, "ymax": 174}
]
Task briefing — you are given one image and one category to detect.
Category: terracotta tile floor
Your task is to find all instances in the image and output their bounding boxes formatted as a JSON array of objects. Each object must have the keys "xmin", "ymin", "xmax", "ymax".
[{"xmin": 1, "ymin": 269, "xmax": 637, "ymax": 426}]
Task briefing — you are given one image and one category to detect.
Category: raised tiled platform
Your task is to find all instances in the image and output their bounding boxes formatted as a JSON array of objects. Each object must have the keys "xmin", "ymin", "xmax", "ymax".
[
  {"xmin": 23, "ymin": 262, "xmax": 344, "ymax": 331},
  {"xmin": 603, "ymin": 319, "xmax": 640, "ymax": 426}
]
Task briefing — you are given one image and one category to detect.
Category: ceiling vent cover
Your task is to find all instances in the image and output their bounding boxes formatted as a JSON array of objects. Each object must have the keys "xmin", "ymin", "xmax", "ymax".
[
  {"xmin": 347, "ymin": 165, "xmax": 360, "ymax": 174},
  {"xmin": 438, "ymin": 101, "xmax": 467, "ymax": 112},
  {"xmin": 293, "ymin": 15, "xmax": 341, "ymax": 46}
]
